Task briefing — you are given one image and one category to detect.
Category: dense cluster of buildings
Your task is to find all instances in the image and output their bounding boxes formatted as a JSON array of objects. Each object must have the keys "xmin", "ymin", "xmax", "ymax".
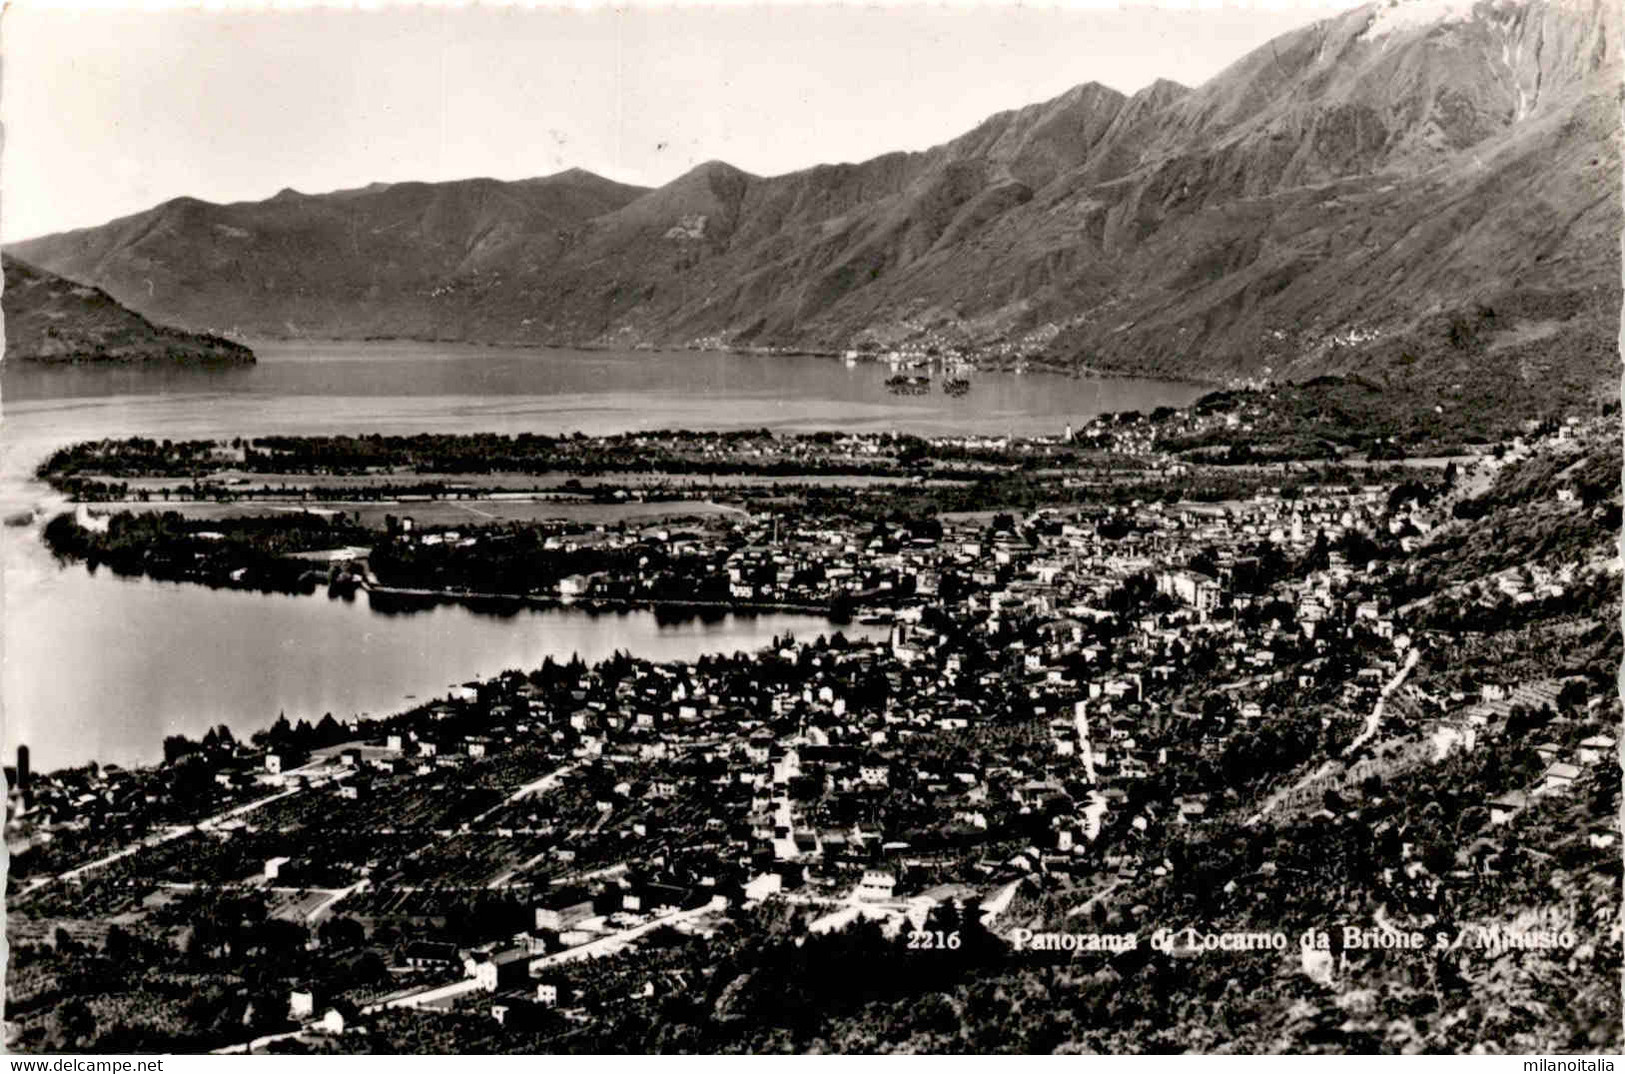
[{"xmin": 9, "ymin": 413, "xmax": 1618, "ymax": 1047}]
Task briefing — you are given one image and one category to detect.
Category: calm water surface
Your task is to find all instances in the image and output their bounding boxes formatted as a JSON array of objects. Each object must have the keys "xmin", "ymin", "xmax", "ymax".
[{"xmin": 3, "ymin": 341, "xmax": 1205, "ymax": 771}]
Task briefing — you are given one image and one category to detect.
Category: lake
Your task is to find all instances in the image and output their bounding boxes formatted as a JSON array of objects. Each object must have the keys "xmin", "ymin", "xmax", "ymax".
[
  {"xmin": 4, "ymin": 556, "xmax": 861, "ymax": 773},
  {"xmin": 1, "ymin": 339, "xmax": 1204, "ymax": 438},
  {"xmin": 2, "ymin": 340, "xmax": 1205, "ymax": 772}
]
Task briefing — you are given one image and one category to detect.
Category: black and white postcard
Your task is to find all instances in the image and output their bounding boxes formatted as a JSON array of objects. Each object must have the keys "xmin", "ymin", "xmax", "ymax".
[{"xmin": 2, "ymin": 0, "xmax": 1620, "ymax": 1057}]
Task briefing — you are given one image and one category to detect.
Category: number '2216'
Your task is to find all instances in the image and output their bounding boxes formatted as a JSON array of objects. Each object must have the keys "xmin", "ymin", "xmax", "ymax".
[{"xmin": 906, "ymin": 930, "xmax": 961, "ymax": 950}]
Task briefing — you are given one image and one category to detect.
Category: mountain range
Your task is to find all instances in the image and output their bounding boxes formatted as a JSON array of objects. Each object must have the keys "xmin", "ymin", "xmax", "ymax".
[
  {"xmin": 10, "ymin": 0, "xmax": 1619, "ymax": 416},
  {"xmin": 1, "ymin": 255, "xmax": 254, "ymax": 365}
]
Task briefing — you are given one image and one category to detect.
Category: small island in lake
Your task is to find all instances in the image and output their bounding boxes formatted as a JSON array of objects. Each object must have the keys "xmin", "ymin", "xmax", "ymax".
[
  {"xmin": 884, "ymin": 373, "xmax": 930, "ymax": 395},
  {"xmin": 2, "ymin": 255, "xmax": 254, "ymax": 366}
]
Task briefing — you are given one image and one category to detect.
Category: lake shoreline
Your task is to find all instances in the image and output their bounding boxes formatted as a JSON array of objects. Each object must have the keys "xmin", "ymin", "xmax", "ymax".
[
  {"xmin": 3, "ymin": 338, "xmax": 1204, "ymax": 773},
  {"xmin": 6, "ymin": 556, "xmax": 876, "ymax": 775},
  {"xmin": 184, "ymin": 332, "xmax": 1223, "ymax": 390}
]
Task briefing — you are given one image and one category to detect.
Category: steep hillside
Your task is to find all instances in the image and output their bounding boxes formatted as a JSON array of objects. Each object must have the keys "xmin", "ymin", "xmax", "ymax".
[
  {"xmin": 12, "ymin": 0, "xmax": 1619, "ymax": 420},
  {"xmin": 12, "ymin": 170, "xmax": 648, "ymax": 341},
  {"xmin": 1, "ymin": 256, "xmax": 254, "ymax": 365}
]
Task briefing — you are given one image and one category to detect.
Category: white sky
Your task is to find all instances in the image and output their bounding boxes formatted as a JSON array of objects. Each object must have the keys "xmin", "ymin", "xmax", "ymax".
[{"xmin": 1, "ymin": 1, "xmax": 1342, "ymax": 243}]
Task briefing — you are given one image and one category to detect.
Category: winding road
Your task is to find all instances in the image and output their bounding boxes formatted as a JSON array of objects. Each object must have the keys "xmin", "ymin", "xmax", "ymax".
[{"xmin": 1247, "ymin": 647, "xmax": 1420, "ymax": 826}]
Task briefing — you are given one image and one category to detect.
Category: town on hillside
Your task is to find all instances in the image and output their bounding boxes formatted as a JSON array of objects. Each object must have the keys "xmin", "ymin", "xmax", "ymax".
[{"xmin": 6, "ymin": 400, "xmax": 1620, "ymax": 1053}]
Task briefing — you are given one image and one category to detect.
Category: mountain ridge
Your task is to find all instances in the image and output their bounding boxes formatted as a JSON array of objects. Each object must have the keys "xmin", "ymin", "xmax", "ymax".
[{"xmin": 11, "ymin": 0, "xmax": 1619, "ymax": 421}]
